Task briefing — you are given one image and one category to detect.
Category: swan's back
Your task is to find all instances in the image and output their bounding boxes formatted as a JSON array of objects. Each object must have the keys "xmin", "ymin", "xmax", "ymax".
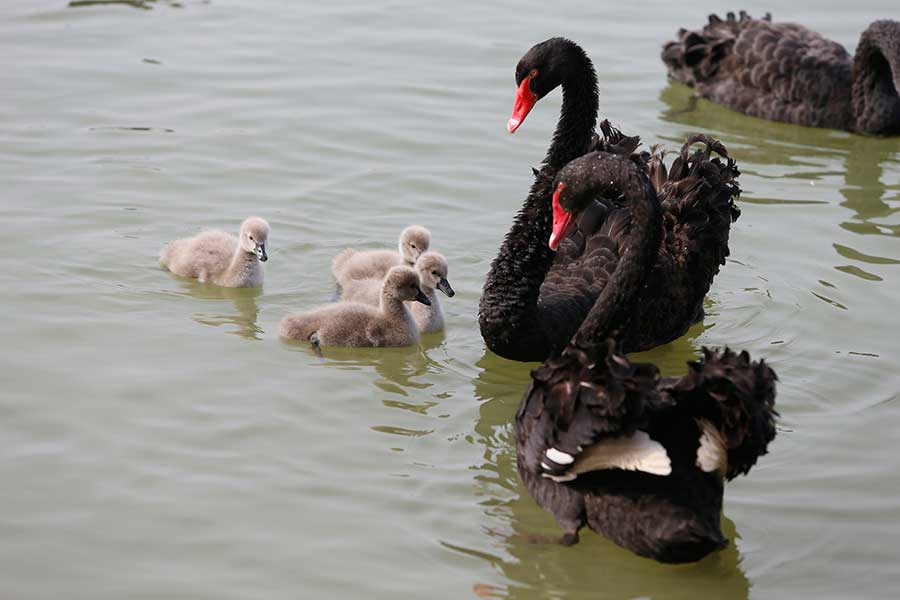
[
  {"xmin": 339, "ymin": 277, "xmax": 382, "ymax": 306},
  {"xmin": 160, "ymin": 230, "xmax": 237, "ymax": 281},
  {"xmin": 662, "ymin": 12, "xmax": 854, "ymax": 130},
  {"xmin": 332, "ymin": 249, "xmax": 401, "ymax": 285}
]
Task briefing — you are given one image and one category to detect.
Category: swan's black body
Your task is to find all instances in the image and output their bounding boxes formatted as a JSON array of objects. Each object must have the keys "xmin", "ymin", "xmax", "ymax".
[
  {"xmin": 479, "ymin": 38, "xmax": 740, "ymax": 362},
  {"xmin": 514, "ymin": 153, "xmax": 778, "ymax": 563},
  {"xmin": 662, "ymin": 12, "xmax": 900, "ymax": 135}
]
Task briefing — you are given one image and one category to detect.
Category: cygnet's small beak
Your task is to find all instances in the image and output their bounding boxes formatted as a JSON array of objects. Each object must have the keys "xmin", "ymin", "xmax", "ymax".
[
  {"xmin": 255, "ymin": 243, "xmax": 268, "ymax": 262},
  {"xmin": 436, "ymin": 277, "xmax": 455, "ymax": 297},
  {"xmin": 414, "ymin": 288, "xmax": 431, "ymax": 306}
]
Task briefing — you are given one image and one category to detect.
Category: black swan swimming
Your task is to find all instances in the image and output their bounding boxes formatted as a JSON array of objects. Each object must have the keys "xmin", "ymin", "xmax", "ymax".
[
  {"xmin": 662, "ymin": 12, "xmax": 900, "ymax": 135},
  {"xmin": 479, "ymin": 37, "xmax": 740, "ymax": 362},
  {"xmin": 515, "ymin": 152, "xmax": 778, "ymax": 563}
]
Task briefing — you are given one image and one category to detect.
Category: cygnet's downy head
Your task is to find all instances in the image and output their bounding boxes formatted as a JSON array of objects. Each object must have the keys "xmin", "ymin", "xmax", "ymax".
[
  {"xmin": 384, "ymin": 266, "xmax": 431, "ymax": 305},
  {"xmin": 415, "ymin": 251, "xmax": 454, "ymax": 297},
  {"xmin": 240, "ymin": 217, "xmax": 270, "ymax": 262},
  {"xmin": 398, "ymin": 225, "xmax": 431, "ymax": 265}
]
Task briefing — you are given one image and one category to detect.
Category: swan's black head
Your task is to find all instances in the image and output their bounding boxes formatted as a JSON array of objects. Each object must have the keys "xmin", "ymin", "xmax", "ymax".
[
  {"xmin": 549, "ymin": 152, "xmax": 607, "ymax": 250},
  {"xmin": 508, "ymin": 37, "xmax": 592, "ymax": 133}
]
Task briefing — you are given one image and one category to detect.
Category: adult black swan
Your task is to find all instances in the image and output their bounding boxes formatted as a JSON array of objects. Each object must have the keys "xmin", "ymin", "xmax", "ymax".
[
  {"xmin": 662, "ymin": 12, "xmax": 900, "ymax": 135},
  {"xmin": 479, "ymin": 37, "xmax": 740, "ymax": 362},
  {"xmin": 515, "ymin": 152, "xmax": 777, "ymax": 563}
]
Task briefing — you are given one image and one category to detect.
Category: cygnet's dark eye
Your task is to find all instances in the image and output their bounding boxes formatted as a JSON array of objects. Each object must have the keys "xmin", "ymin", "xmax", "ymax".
[
  {"xmin": 249, "ymin": 235, "xmax": 254, "ymax": 241},
  {"xmin": 529, "ymin": 68, "xmax": 538, "ymax": 79},
  {"xmin": 432, "ymin": 271, "xmax": 438, "ymax": 276},
  {"xmin": 410, "ymin": 243, "xmax": 417, "ymax": 249}
]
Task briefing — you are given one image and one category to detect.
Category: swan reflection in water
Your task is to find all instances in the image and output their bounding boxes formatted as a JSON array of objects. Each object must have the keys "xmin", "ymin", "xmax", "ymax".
[
  {"xmin": 659, "ymin": 81, "xmax": 900, "ymax": 276},
  {"xmin": 282, "ymin": 331, "xmax": 448, "ymax": 400},
  {"xmin": 173, "ymin": 279, "xmax": 264, "ymax": 340}
]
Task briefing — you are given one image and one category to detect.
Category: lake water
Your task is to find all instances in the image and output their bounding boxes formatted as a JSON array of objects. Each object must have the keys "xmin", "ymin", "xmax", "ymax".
[{"xmin": 2, "ymin": 1, "xmax": 900, "ymax": 598}]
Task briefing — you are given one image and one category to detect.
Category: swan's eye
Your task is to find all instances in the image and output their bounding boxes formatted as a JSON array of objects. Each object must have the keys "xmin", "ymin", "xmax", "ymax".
[
  {"xmin": 432, "ymin": 271, "xmax": 438, "ymax": 276},
  {"xmin": 529, "ymin": 68, "xmax": 538, "ymax": 79},
  {"xmin": 249, "ymin": 235, "xmax": 254, "ymax": 241},
  {"xmin": 410, "ymin": 244, "xmax": 417, "ymax": 249}
]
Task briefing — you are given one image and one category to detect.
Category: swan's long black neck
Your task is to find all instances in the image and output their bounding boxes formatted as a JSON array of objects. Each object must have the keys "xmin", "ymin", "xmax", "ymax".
[
  {"xmin": 478, "ymin": 49, "xmax": 600, "ymax": 360},
  {"xmin": 546, "ymin": 55, "xmax": 599, "ymax": 170},
  {"xmin": 478, "ymin": 168, "xmax": 558, "ymax": 360},
  {"xmin": 852, "ymin": 20, "xmax": 900, "ymax": 135},
  {"xmin": 567, "ymin": 158, "xmax": 662, "ymax": 357}
]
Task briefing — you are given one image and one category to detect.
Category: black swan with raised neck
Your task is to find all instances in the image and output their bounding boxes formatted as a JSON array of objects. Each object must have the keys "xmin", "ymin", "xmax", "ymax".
[
  {"xmin": 479, "ymin": 37, "xmax": 740, "ymax": 362},
  {"xmin": 662, "ymin": 12, "xmax": 900, "ymax": 135},
  {"xmin": 514, "ymin": 152, "xmax": 778, "ymax": 563}
]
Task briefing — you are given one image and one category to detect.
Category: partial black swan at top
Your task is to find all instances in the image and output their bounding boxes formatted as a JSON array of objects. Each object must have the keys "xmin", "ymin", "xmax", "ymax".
[
  {"xmin": 479, "ymin": 37, "xmax": 740, "ymax": 362},
  {"xmin": 515, "ymin": 152, "xmax": 778, "ymax": 563},
  {"xmin": 663, "ymin": 12, "xmax": 900, "ymax": 134}
]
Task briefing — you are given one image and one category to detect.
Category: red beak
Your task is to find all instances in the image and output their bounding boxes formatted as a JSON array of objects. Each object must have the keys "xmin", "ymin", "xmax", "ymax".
[
  {"xmin": 549, "ymin": 183, "xmax": 574, "ymax": 251},
  {"xmin": 507, "ymin": 75, "xmax": 537, "ymax": 133}
]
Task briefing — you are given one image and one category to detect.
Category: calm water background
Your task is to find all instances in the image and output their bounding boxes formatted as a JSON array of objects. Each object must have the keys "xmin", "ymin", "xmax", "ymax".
[{"xmin": 2, "ymin": 1, "xmax": 899, "ymax": 598}]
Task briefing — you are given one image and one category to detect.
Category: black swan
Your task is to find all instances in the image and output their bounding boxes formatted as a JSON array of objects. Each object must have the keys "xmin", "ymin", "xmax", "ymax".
[
  {"xmin": 479, "ymin": 37, "xmax": 740, "ymax": 362},
  {"xmin": 662, "ymin": 12, "xmax": 900, "ymax": 135},
  {"xmin": 515, "ymin": 152, "xmax": 778, "ymax": 563}
]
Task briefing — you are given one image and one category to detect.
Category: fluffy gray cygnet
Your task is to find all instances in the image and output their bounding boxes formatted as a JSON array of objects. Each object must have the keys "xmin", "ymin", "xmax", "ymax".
[
  {"xmin": 280, "ymin": 266, "xmax": 431, "ymax": 347},
  {"xmin": 331, "ymin": 225, "xmax": 430, "ymax": 286},
  {"xmin": 160, "ymin": 217, "xmax": 270, "ymax": 288},
  {"xmin": 340, "ymin": 252, "xmax": 454, "ymax": 333}
]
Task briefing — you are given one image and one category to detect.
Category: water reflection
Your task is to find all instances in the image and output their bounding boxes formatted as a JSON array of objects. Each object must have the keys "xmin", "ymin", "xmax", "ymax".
[
  {"xmin": 659, "ymin": 82, "xmax": 900, "ymax": 283},
  {"xmin": 68, "ymin": 0, "xmax": 189, "ymax": 9},
  {"xmin": 839, "ymin": 135, "xmax": 900, "ymax": 240},
  {"xmin": 446, "ymin": 517, "xmax": 748, "ymax": 600},
  {"xmin": 174, "ymin": 279, "xmax": 263, "ymax": 340},
  {"xmin": 283, "ymin": 334, "xmax": 447, "ymax": 400}
]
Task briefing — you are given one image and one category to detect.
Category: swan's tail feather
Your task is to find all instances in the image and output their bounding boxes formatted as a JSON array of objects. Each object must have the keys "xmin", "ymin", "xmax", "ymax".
[
  {"xmin": 658, "ymin": 134, "xmax": 741, "ymax": 292},
  {"xmin": 159, "ymin": 239, "xmax": 185, "ymax": 268},
  {"xmin": 331, "ymin": 248, "xmax": 356, "ymax": 275},
  {"xmin": 159, "ymin": 243, "xmax": 172, "ymax": 267},
  {"xmin": 595, "ymin": 120, "xmax": 643, "ymax": 159},
  {"xmin": 661, "ymin": 11, "xmax": 771, "ymax": 87},
  {"xmin": 666, "ymin": 347, "xmax": 778, "ymax": 480}
]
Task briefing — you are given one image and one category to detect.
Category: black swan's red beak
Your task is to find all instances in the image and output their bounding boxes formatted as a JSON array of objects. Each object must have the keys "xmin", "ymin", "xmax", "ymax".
[
  {"xmin": 549, "ymin": 183, "xmax": 574, "ymax": 251},
  {"xmin": 508, "ymin": 75, "xmax": 537, "ymax": 133}
]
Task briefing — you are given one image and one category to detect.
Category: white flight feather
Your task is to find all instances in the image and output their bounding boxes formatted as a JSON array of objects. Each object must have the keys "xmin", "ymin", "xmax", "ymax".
[
  {"xmin": 695, "ymin": 418, "xmax": 727, "ymax": 475},
  {"xmin": 541, "ymin": 431, "xmax": 671, "ymax": 482}
]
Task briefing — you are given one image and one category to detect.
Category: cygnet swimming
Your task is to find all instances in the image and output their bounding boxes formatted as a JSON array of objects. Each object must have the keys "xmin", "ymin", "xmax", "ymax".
[
  {"xmin": 160, "ymin": 217, "xmax": 269, "ymax": 288},
  {"xmin": 280, "ymin": 266, "xmax": 430, "ymax": 347},
  {"xmin": 331, "ymin": 225, "xmax": 430, "ymax": 286},
  {"xmin": 340, "ymin": 251, "xmax": 454, "ymax": 333}
]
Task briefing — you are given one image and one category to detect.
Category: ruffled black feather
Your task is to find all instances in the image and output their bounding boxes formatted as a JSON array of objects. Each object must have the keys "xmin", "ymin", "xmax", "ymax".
[{"xmin": 663, "ymin": 347, "xmax": 778, "ymax": 480}]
